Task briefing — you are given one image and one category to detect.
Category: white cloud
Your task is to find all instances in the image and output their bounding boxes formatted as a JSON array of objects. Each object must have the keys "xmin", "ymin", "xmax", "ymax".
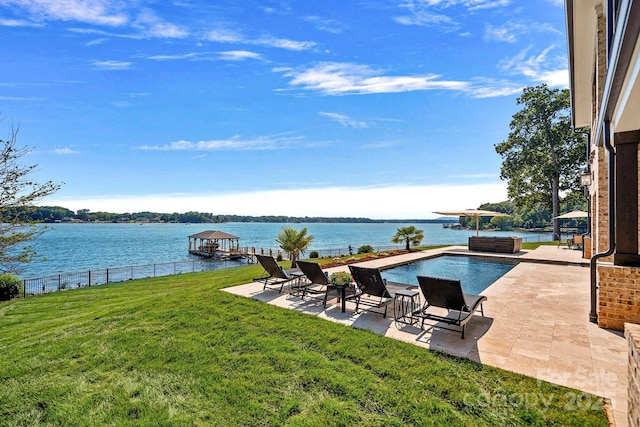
[
  {"xmin": 499, "ymin": 46, "xmax": 568, "ymax": 87},
  {"xmin": 484, "ymin": 23, "xmax": 518, "ymax": 43},
  {"xmin": 133, "ymin": 9, "xmax": 188, "ymax": 38},
  {"xmin": 147, "ymin": 52, "xmax": 202, "ymax": 61},
  {"xmin": 303, "ymin": 16, "xmax": 346, "ymax": 34},
  {"xmin": 0, "ymin": 95, "xmax": 46, "ymax": 101},
  {"xmin": 278, "ymin": 62, "xmax": 468, "ymax": 95},
  {"xmin": 138, "ymin": 133, "xmax": 304, "ymax": 151},
  {"xmin": 47, "ymin": 183, "xmax": 509, "ymax": 219},
  {"xmin": 217, "ymin": 50, "xmax": 263, "ymax": 61},
  {"xmin": 484, "ymin": 21, "xmax": 561, "ymax": 43},
  {"xmin": 394, "ymin": 0, "xmax": 511, "ymax": 29},
  {"xmin": 204, "ymin": 28, "xmax": 316, "ymax": 51},
  {"xmin": 1, "ymin": 0, "xmax": 129, "ymax": 26},
  {"xmin": 91, "ymin": 60, "xmax": 132, "ymax": 70},
  {"xmin": 0, "ymin": 17, "xmax": 43, "ymax": 26},
  {"xmin": 205, "ymin": 28, "xmax": 243, "ymax": 43},
  {"xmin": 319, "ymin": 112, "xmax": 368, "ymax": 128},
  {"xmin": 2, "ymin": 1, "xmax": 188, "ymax": 39},
  {"xmin": 85, "ymin": 37, "xmax": 108, "ymax": 46},
  {"xmin": 54, "ymin": 147, "xmax": 79, "ymax": 154}
]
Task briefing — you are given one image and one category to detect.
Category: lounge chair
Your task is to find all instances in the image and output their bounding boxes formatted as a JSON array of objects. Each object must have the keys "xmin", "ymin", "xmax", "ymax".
[
  {"xmin": 348, "ymin": 265, "xmax": 414, "ymax": 318},
  {"xmin": 296, "ymin": 261, "xmax": 359, "ymax": 307},
  {"xmin": 254, "ymin": 254, "xmax": 301, "ymax": 293},
  {"xmin": 415, "ymin": 276, "xmax": 487, "ymax": 339},
  {"xmin": 572, "ymin": 234, "xmax": 584, "ymax": 249}
]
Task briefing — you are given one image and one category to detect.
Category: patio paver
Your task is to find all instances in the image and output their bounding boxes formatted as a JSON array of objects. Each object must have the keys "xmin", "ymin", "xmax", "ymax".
[{"xmin": 223, "ymin": 245, "xmax": 628, "ymax": 426}]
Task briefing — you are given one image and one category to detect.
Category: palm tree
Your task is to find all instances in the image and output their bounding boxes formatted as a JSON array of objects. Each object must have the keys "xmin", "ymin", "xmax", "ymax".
[
  {"xmin": 275, "ymin": 226, "xmax": 314, "ymax": 267},
  {"xmin": 391, "ymin": 226, "xmax": 424, "ymax": 251}
]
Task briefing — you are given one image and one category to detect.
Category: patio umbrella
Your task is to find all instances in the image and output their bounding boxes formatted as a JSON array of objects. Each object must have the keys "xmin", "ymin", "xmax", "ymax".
[
  {"xmin": 433, "ymin": 209, "xmax": 508, "ymax": 236},
  {"xmin": 554, "ymin": 210, "xmax": 588, "ymax": 240},
  {"xmin": 554, "ymin": 210, "xmax": 588, "ymax": 219}
]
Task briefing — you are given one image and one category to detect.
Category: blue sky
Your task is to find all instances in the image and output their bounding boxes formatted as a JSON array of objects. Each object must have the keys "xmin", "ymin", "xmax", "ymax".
[{"xmin": 1, "ymin": 0, "xmax": 567, "ymax": 219}]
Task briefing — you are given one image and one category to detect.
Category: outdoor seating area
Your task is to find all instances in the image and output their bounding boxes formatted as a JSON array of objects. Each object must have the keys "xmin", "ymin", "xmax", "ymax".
[{"xmin": 224, "ymin": 245, "xmax": 628, "ymax": 425}]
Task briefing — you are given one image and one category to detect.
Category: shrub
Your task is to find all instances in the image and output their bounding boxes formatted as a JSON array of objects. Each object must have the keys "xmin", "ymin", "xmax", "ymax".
[
  {"xmin": 276, "ymin": 253, "xmax": 283, "ymax": 262},
  {"xmin": 309, "ymin": 251, "xmax": 319, "ymax": 258},
  {"xmin": 358, "ymin": 245, "xmax": 373, "ymax": 254},
  {"xmin": 0, "ymin": 274, "xmax": 22, "ymax": 301}
]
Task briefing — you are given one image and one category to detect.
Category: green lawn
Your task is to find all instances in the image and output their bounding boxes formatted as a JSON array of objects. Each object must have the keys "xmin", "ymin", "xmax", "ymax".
[{"xmin": 0, "ymin": 263, "xmax": 608, "ymax": 426}]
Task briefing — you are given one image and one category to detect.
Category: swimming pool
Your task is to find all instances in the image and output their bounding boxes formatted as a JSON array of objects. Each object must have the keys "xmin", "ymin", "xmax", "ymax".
[{"xmin": 381, "ymin": 255, "xmax": 519, "ymax": 295}]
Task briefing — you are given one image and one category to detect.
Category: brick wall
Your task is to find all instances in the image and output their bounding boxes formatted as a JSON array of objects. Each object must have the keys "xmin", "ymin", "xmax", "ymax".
[
  {"xmin": 626, "ymin": 323, "xmax": 640, "ymax": 427},
  {"xmin": 598, "ymin": 265, "xmax": 640, "ymax": 330}
]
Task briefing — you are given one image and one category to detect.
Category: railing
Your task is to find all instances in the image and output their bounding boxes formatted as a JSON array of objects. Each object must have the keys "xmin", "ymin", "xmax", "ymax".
[{"xmin": 21, "ymin": 258, "xmax": 246, "ymax": 297}]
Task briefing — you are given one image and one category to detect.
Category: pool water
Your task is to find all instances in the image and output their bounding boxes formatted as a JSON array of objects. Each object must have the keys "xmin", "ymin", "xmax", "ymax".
[{"xmin": 381, "ymin": 255, "xmax": 519, "ymax": 295}]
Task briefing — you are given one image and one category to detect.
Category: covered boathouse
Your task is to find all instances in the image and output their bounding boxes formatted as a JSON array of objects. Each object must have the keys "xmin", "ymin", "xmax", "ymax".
[{"xmin": 188, "ymin": 230, "xmax": 241, "ymax": 258}]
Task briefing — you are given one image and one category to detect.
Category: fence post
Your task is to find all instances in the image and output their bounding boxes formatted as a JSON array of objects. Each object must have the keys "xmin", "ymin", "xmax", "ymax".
[
  {"xmin": 107, "ymin": 269, "xmax": 109, "ymax": 284},
  {"xmin": 23, "ymin": 280, "xmax": 26, "ymax": 298},
  {"xmin": 88, "ymin": 270, "xmax": 91, "ymax": 287}
]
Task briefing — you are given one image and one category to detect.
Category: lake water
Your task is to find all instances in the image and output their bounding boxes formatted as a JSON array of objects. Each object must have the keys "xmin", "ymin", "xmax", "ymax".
[
  {"xmin": 381, "ymin": 255, "xmax": 519, "ymax": 295},
  {"xmin": 23, "ymin": 222, "xmax": 552, "ymax": 279}
]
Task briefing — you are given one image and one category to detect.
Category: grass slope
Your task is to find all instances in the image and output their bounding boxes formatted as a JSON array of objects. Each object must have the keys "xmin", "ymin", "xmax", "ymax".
[{"xmin": 0, "ymin": 263, "xmax": 607, "ymax": 426}]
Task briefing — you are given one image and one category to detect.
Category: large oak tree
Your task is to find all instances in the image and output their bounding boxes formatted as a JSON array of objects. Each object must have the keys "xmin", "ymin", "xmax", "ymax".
[{"xmin": 495, "ymin": 85, "xmax": 586, "ymax": 240}]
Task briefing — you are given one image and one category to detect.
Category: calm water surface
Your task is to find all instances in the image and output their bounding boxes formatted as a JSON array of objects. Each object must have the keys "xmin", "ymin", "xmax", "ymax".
[
  {"xmin": 24, "ymin": 222, "xmax": 551, "ymax": 278},
  {"xmin": 382, "ymin": 255, "xmax": 519, "ymax": 294}
]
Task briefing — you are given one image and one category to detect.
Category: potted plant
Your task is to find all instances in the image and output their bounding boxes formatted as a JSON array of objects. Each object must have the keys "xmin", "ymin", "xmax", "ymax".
[{"xmin": 329, "ymin": 271, "xmax": 352, "ymax": 286}]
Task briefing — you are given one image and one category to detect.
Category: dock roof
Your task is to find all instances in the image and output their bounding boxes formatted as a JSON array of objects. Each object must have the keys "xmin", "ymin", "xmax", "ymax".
[{"xmin": 188, "ymin": 230, "xmax": 239, "ymax": 240}]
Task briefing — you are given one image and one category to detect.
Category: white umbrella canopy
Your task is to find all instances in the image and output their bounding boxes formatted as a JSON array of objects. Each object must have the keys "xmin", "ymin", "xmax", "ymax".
[
  {"xmin": 434, "ymin": 209, "xmax": 509, "ymax": 236},
  {"xmin": 554, "ymin": 210, "xmax": 588, "ymax": 219}
]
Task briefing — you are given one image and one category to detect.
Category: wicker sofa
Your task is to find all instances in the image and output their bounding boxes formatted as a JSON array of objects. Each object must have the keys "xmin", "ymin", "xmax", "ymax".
[{"xmin": 468, "ymin": 236, "xmax": 522, "ymax": 254}]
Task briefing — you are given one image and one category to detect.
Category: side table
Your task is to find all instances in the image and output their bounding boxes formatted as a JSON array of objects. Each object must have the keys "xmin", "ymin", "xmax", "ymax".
[{"xmin": 394, "ymin": 289, "xmax": 421, "ymax": 327}]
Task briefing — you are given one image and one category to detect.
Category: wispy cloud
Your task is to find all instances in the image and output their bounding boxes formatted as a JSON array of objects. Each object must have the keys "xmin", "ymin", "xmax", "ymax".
[
  {"xmin": 138, "ymin": 133, "xmax": 304, "ymax": 151},
  {"xmin": 85, "ymin": 37, "xmax": 108, "ymax": 46},
  {"xmin": 204, "ymin": 28, "xmax": 316, "ymax": 51},
  {"xmin": 277, "ymin": 62, "xmax": 468, "ymax": 95},
  {"xmin": 484, "ymin": 21, "xmax": 561, "ymax": 43},
  {"xmin": 499, "ymin": 46, "xmax": 568, "ymax": 87},
  {"xmin": 146, "ymin": 50, "xmax": 263, "ymax": 62},
  {"xmin": 147, "ymin": 52, "xmax": 202, "ymax": 61},
  {"xmin": 91, "ymin": 60, "xmax": 132, "ymax": 70},
  {"xmin": 319, "ymin": 112, "xmax": 368, "ymax": 128},
  {"xmin": 0, "ymin": 95, "xmax": 46, "ymax": 101},
  {"xmin": 54, "ymin": 147, "xmax": 80, "ymax": 154},
  {"xmin": 394, "ymin": 0, "xmax": 511, "ymax": 29},
  {"xmin": 303, "ymin": 16, "xmax": 346, "ymax": 34},
  {"xmin": 133, "ymin": 9, "xmax": 188, "ymax": 39},
  {"xmin": 1, "ymin": 0, "xmax": 129, "ymax": 26},
  {"xmin": 2, "ymin": 0, "xmax": 187, "ymax": 39},
  {"xmin": 217, "ymin": 50, "xmax": 263, "ymax": 61},
  {"xmin": 0, "ymin": 17, "xmax": 43, "ymax": 27}
]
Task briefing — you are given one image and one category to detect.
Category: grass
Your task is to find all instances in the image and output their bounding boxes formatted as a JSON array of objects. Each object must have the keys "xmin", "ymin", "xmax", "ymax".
[{"xmin": 0, "ymin": 263, "xmax": 608, "ymax": 426}]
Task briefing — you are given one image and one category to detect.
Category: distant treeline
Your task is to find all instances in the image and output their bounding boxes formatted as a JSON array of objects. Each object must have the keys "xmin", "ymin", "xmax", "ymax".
[
  {"xmin": 21, "ymin": 206, "xmax": 459, "ymax": 224},
  {"xmin": 15, "ymin": 200, "xmax": 588, "ymax": 229}
]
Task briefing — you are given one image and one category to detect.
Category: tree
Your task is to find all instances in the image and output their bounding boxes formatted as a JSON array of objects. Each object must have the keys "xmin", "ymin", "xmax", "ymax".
[
  {"xmin": 391, "ymin": 226, "xmax": 424, "ymax": 251},
  {"xmin": 275, "ymin": 226, "xmax": 314, "ymax": 267},
  {"xmin": 0, "ymin": 126, "xmax": 61, "ymax": 274},
  {"xmin": 495, "ymin": 84, "xmax": 587, "ymax": 240}
]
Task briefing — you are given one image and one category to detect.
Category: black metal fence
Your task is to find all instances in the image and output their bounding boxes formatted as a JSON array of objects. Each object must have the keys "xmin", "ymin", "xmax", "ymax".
[{"xmin": 21, "ymin": 258, "xmax": 246, "ymax": 297}]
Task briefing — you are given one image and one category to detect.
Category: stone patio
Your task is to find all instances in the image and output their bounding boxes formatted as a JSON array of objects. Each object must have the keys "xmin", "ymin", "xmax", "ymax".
[{"xmin": 223, "ymin": 245, "xmax": 629, "ymax": 426}]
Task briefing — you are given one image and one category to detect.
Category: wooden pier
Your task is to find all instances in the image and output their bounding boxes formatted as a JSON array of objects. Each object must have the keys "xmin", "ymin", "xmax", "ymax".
[{"xmin": 189, "ymin": 230, "xmax": 288, "ymax": 263}]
